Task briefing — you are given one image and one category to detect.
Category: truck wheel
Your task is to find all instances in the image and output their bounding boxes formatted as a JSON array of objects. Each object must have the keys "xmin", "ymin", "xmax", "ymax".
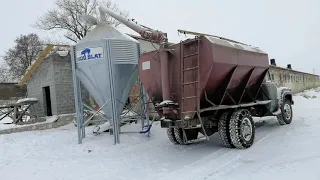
[
  {"xmin": 166, "ymin": 128, "xmax": 179, "ymax": 144},
  {"xmin": 218, "ymin": 111, "xmax": 235, "ymax": 148},
  {"xmin": 229, "ymin": 109, "xmax": 255, "ymax": 149},
  {"xmin": 278, "ymin": 99, "xmax": 293, "ymax": 125},
  {"xmin": 174, "ymin": 128, "xmax": 199, "ymax": 145}
]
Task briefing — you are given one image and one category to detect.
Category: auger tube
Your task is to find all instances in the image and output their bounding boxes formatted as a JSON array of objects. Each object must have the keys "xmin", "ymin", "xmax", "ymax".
[{"xmin": 98, "ymin": 6, "xmax": 168, "ymax": 43}]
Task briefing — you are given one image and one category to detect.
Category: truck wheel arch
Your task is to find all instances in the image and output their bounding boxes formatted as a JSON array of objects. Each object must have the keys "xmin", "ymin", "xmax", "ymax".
[{"xmin": 284, "ymin": 93, "xmax": 294, "ymax": 105}]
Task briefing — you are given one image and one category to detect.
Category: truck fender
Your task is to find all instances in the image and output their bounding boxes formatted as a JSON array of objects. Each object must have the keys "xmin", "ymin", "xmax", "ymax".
[{"xmin": 277, "ymin": 87, "xmax": 294, "ymax": 107}]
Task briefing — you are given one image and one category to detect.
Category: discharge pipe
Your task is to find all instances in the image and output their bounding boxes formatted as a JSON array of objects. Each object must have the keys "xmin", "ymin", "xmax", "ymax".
[
  {"xmin": 98, "ymin": 6, "xmax": 168, "ymax": 44},
  {"xmin": 98, "ymin": 6, "xmax": 171, "ymax": 115}
]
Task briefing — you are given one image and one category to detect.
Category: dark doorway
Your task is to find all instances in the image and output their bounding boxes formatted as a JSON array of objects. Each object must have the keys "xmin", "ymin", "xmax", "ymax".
[{"xmin": 43, "ymin": 86, "xmax": 52, "ymax": 116}]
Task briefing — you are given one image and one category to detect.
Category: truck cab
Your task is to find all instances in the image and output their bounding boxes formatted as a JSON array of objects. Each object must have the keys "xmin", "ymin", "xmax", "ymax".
[{"xmin": 260, "ymin": 70, "xmax": 294, "ymax": 124}]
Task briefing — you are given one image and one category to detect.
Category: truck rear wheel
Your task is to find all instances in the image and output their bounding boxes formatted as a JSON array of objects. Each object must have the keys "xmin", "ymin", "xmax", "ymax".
[
  {"xmin": 277, "ymin": 99, "xmax": 293, "ymax": 125},
  {"xmin": 166, "ymin": 128, "xmax": 179, "ymax": 144},
  {"xmin": 218, "ymin": 110, "xmax": 235, "ymax": 148},
  {"xmin": 174, "ymin": 128, "xmax": 199, "ymax": 145},
  {"xmin": 229, "ymin": 109, "xmax": 255, "ymax": 149}
]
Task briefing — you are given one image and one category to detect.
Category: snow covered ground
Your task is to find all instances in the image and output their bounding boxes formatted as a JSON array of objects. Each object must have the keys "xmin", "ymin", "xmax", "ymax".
[
  {"xmin": 0, "ymin": 115, "xmax": 58, "ymax": 130},
  {"xmin": 1, "ymin": 88, "xmax": 320, "ymax": 180}
]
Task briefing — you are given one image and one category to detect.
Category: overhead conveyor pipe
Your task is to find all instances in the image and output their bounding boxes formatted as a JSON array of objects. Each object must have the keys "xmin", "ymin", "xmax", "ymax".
[{"xmin": 98, "ymin": 6, "xmax": 168, "ymax": 44}]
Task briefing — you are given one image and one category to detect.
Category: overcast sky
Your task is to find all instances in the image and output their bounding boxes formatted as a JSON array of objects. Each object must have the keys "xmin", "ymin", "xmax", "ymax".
[{"xmin": 0, "ymin": 0, "xmax": 319, "ymax": 74}]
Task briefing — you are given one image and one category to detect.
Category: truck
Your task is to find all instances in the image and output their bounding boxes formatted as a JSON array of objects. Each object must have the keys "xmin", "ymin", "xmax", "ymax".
[{"xmin": 100, "ymin": 6, "xmax": 294, "ymax": 149}]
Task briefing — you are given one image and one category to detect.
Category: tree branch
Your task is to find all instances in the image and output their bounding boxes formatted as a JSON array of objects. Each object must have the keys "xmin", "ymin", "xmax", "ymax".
[{"xmin": 34, "ymin": 0, "xmax": 129, "ymax": 43}]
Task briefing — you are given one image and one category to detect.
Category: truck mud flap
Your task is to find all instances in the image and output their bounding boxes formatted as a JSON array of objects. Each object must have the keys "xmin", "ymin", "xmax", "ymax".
[{"xmin": 161, "ymin": 120, "xmax": 182, "ymax": 128}]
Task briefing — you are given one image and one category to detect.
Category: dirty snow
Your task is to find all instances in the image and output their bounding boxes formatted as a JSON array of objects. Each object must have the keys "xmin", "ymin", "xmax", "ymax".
[
  {"xmin": 0, "ymin": 116, "xmax": 13, "ymax": 124},
  {"xmin": 0, "ymin": 115, "xmax": 58, "ymax": 130},
  {"xmin": 1, "ymin": 88, "xmax": 320, "ymax": 180}
]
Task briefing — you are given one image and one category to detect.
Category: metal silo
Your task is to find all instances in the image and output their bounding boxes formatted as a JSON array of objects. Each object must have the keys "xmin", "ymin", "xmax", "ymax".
[{"xmin": 71, "ymin": 14, "xmax": 140, "ymax": 144}]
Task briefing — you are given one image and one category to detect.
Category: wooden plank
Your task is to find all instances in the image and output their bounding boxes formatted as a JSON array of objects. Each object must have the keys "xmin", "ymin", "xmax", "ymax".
[{"xmin": 17, "ymin": 44, "xmax": 54, "ymax": 86}]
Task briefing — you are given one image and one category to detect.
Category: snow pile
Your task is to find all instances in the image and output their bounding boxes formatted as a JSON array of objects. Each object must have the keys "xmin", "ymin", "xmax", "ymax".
[
  {"xmin": 92, "ymin": 121, "xmax": 111, "ymax": 134},
  {"xmin": 16, "ymin": 98, "xmax": 39, "ymax": 104},
  {"xmin": 0, "ymin": 113, "xmax": 14, "ymax": 129},
  {"xmin": 0, "ymin": 116, "xmax": 13, "ymax": 124},
  {"xmin": 296, "ymin": 88, "xmax": 320, "ymax": 99},
  {"xmin": 120, "ymin": 109, "xmax": 138, "ymax": 118},
  {"xmin": 46, "ymin": 115, "xmax": 59, "ymax": 123},
  {"xmin": 0, "ymin": 115, "xmax": 58, "ymax": 130},
  {"xmin": 0, "ymin": 116, "xmax": 16, "ymax": 130},
  {"xmin": 1, "ymin": 88, "xmax": 320, "ymax": 180},
  {"xmin": 56, "ymin": 50, "xmax": 69, "ymax": 57}
]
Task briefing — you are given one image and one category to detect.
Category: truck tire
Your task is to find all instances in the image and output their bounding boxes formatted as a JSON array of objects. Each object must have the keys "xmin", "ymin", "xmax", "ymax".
[
  {"xmin": 277, "ymin": 99, "xmax": 293, "ymax": 125},
  {"xmin": 218, "ymin": 111, "xmax": 235, "ymax": 148},
  {"xmin": 174, "ymin": 128, "xmax": 199, "ymax": 145},
  {"xmin": 229, "ymin": 109, "xmax": 255, "ymax": 149},
  {"xmin": 166, "ymin": 128, "xmax": 179, "ymax": 144}
]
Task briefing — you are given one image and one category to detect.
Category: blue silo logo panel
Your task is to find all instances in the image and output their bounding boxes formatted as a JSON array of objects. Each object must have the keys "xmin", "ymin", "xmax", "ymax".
[{"xmin": 76, "ymin": 47, "xmax": 104, "ymax": 61}]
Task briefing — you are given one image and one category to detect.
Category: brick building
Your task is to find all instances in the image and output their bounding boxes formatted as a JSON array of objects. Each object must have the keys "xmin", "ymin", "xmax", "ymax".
[{"xmin": 23, "ymin": 52, "xmax": 78, "ymax": 117}]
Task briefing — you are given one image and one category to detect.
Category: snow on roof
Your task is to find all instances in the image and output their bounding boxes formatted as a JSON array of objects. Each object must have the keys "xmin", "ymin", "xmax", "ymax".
[
  {"xmin": 205, "ymin": 36, "xmax": 267, "ymax": 54},
  {"xmin": 16, "ymin": 97, "xmax": 39, "ymax": 104},
  {"xmin": 56, "ymin": 51, "xmax": 69, "ymax": 57}
]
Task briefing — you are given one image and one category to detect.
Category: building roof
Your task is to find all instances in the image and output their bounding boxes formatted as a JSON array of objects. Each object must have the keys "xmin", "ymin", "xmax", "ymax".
[
  {"xmin": 270, "ymin": 65, "xmax": 319, "ymax": 77},
  {"xmin": 17, "ymin": 45, "xmax": 55, "ymax": 86}
]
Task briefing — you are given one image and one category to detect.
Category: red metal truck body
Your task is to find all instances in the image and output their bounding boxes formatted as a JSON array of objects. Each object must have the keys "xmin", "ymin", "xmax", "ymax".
[{"xmin": 139, "ymin": 36, "xmax": 269, "ymax": 120}]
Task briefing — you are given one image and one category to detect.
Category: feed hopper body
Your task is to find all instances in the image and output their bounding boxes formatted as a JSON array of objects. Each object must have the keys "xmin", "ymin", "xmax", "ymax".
[
  {"xmin": 139, "ymin": 36, "xmax": 269, "ymax": 120},
  {"xmin": 74, "ymin": 22, "xmax": 140, "ymax": 121}
]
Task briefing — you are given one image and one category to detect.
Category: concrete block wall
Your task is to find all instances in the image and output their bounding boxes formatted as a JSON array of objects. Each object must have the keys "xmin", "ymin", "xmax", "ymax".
[
  {"xmin": 269, "ymin": 66, "xmax": 320, "ymax": 93},
  {"xmin": 27, "ymin": 56, "xmax": 57, "ymax": 117},
  {"xmin": 52, "ymin": 54, "xmax": 75, "ymax": 115},
  {"xmin": 27, "ymin": 53, "xmax": 82, "ymax": 117}
]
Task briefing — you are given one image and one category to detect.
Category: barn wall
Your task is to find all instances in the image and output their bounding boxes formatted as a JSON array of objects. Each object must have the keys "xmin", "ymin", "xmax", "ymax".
[{"xmin": 269, "ymin": 66, "xmax": 320, "ymax": 93}]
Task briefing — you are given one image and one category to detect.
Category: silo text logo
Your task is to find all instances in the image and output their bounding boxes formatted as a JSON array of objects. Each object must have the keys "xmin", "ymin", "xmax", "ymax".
[{"xmin": 76, "ymin": 47, "xmax": 104, "ymax": 61}]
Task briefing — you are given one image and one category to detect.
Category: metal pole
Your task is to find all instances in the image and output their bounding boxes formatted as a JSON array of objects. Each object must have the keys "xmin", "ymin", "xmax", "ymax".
[
  {"xmin": 143, "ymin": 87, "xmax": 149, "ymax": 126},
  {"xmin": 143, "ymin": 86, "xmax": 151, "ymax": 137},
  {"xmin": 106, "ymin": 41, "xmax": 120, "ymax": 144},
  {"xmin": 79, "ymin": 83, "xmax": 85, "ymax": 138},
  {"xmin": 139, "ymin": 78, "xmax": 145, "ymax": 129},
  {"xmin": 71, "ymin": 46, "xmax": 83, "ymax": 144}
]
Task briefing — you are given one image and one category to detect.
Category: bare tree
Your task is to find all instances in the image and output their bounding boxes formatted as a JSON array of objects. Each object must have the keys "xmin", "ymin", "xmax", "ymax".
[
  {"xmin": 0, "ymin": 61, "xmax": 18, "ymax": 83},
  {"xmin": 33, "ymin": 0, "xmax": 129, "ymax": 43},
  {"xmin": 0, "ymin": 67, "xmax": 10, "ymax": 83},
  {"xmin": 3, "ymin": 33, "xmax": 43, "ymax": 80}
]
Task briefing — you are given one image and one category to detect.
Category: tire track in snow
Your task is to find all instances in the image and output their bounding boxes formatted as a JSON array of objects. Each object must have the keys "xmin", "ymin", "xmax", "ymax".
[
  {"xmin": 192, "ymin": 132, "xmax": 274, "ymax": 180},
  {"xmin": 196, "ymin": 117, "xmax": 311, "ymax": 180},
  {"xmin": 157, "ymin": 126, "xmax": 275, "ymax": 180}
]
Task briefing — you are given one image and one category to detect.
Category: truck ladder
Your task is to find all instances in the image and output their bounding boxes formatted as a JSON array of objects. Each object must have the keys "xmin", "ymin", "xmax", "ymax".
[{"xmin": 180, "ymin": 37, "xmax": 209, "ymax": 143}]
